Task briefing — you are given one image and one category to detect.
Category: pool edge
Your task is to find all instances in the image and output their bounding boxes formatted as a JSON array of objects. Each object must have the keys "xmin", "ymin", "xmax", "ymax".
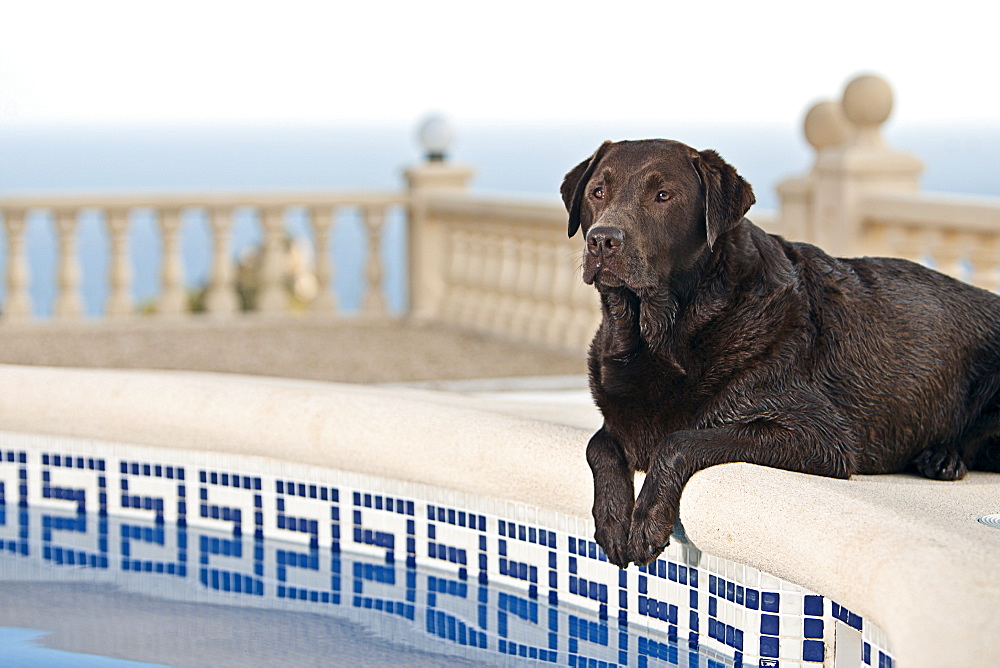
[{"xmin": 2, "ymin": 363, "xmax": 998, "ymax": 665}]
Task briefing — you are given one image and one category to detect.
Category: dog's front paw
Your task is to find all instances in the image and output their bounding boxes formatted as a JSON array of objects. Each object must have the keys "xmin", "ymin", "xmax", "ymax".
[
  {"xmin": 626, "ymin": 500, "xmax": 674, "ymax": 566},
  {"xmin": 594, "ymin": 519, "xmax": 631, "ymax": 569},
  {"xmin": 590, "ymin": 469, "xmax": 635, "ymax": 569}
]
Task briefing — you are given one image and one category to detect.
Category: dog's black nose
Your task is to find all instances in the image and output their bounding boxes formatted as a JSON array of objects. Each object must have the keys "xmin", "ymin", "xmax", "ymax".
[{"xmin": 586, "ymin": 226, "xmax": 625, "ymax": 256}]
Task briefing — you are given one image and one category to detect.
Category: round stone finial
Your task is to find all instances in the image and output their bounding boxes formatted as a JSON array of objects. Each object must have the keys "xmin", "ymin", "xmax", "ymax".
[
  {"xmin": 803, "ymin": 100, "xmax": 850, "ymax": 151},
  {"xmin": 841, "ymin": 74, "xmax": 893, "ymax": 128},
  {"xmin": 417, "ymin": 113, "xmax": 455, "ymax": 162}
]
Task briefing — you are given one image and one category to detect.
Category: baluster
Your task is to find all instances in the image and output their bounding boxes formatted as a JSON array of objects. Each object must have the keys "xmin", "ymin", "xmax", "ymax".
[
  {"xmin": 493, "ymin": 233, "xmax": 520, "ymax": 334},
  {"xmin": 3, "ymin": 209, "xmax": 33, "ymax": 321},
  {"xmin": 362, "ymin": 206, "xmax": 386, "ymax": 315},
  {"xmin": 257, "ymin": 206, "xmax": 287, "ymax": 313},
  {"xmin": 509, "ymin": 236, "xmax": 538, "ymax": 339},
  {"xmin": 461, "ymin": 231, "xmax": 484, "ymax": 329},
  {"xmin": 106, "ymin": 208, "xmax": 133, "ymax": 317},
  {"xmin": 528, "ymin": 243, "xmax": 557, "ymax": 344},
  {"xmin": 475, "ymin": 229, "xmax": 503, "ymax": 331},
  {"xmin": 456, "ymin": 229, "xmax": 478, "ymax": 327},
  {"xmin": 54, "ymin": 209, "xmax": 83, "ymax": 319},
  {"xmin": 442, "ymin": 228, "xmax": 469, "ymax": 325},
  {"xmin": 309, "ymin": 206, "xmax": 337, "ymax": 313},
  {"xmin": 930, "ymin": 229, "xmax": 968, "ymax": 281},
  {"xmin": 462, "ymin": 231, "xmax": 490, "ymax": 329},
  {"xmin": 158, "ymin": 208, "xmax": 187, "ymax": 315},
  {"xmin": 205, "ymin": 207, "xmax": 239, "ymax": 316},
  {"xmin": 546, "ymin": 246, "xmax": 574, "ymax": 347},
  {"xmin": 467, "ymin": 230, "xmax": 491, "ymax": 331},
  {"xmin": 969, "ymin": 233, "xmax": 1000, "ymax": 292}
]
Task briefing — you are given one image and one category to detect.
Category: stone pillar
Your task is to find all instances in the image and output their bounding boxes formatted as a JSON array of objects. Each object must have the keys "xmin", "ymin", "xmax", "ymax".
[
  {"xmin": 205, "ymin": 207, "xmax": 240, "ymax": 316},
  {"xmin": 3, "ymin": 209, "xmax": 33, "ymax": 321},
  {"xmin": 787, "ymin": 74, "xmax": 924, "ymax": 258},
  {"xmin": 53, "ymin": 209, "xmax": 83, "ymax": 319},
  {"xmin": 404, "ymin": 115, "xmax": 474, "ymax": 321},
  {"xmin": 309, "ymin": 206, "xmax": 337, "ymax": 313},
  {"xmin": 257, "ymin": 206, "xmax": 287, "ymax": 313},
  {"xmin": 157, "ymin": 208, "xmax": 187, "ymax": 316},
  {"xmin": 106, "ymin": 208, "xmax": 134, "ymax": 317},
  {"xmin": 361, "ymin": 205, "xmax": 387, "ymax": 315},
  {"xmin": 776, "ymin": 101, "xmax": 850, "ymax": 244}
]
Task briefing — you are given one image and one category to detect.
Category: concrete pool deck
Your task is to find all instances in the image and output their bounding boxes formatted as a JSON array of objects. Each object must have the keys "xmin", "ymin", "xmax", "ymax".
[
  {"xmin": 0, "ymin": 317, "xmax": 587, "ymax": 384},
  {"xmin": 1, "ymin": 364, "xmax": 998, "ymax": 666}
]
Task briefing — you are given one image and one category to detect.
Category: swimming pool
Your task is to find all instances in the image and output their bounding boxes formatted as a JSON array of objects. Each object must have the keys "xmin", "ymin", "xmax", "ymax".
[{"xmin": 0, "ymin": 429, "xmax": 894, "ymax": 667}]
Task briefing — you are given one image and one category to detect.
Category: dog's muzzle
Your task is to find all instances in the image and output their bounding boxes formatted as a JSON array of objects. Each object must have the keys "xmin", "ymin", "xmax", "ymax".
[{"xmin": 583, "ymin": 226, "xmax": 628, "ymax": 287}]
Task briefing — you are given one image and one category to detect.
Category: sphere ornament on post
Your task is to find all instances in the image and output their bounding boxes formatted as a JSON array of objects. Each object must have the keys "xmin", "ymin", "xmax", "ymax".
[
  {"xmin": 417, "ymin": 113, "xmax": 456, "ymax": 162},
  {"xmin": 801, "ymin": 72, "xmax": 922, "ymax": 258},
  {"xmin": 803, "ymin": 100, "xmax": 850, "ymax": 155},
  {"xmin": 841, "ymin": 73, "xmax": 894, "ymax": 148}
]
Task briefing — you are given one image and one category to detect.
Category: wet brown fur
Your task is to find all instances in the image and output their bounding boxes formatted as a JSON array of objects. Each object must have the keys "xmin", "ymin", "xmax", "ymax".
[{"xmin": 561, "ymin": 139, "xmax": 1000, "ymax": 568}]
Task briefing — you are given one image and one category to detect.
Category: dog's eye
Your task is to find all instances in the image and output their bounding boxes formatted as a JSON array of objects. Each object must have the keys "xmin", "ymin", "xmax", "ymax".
[
  {"xmin": 592, "ymin": 187, "xmax": 604, "ymax": 200},
  {"xmin": 656, "ymin": 191, "xmax": 671, "ymax": 202}
]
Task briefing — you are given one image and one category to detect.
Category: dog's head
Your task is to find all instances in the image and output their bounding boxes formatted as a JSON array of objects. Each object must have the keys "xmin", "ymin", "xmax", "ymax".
[{"xmin": 560, "ymin": 139, "xmax": 755, "ymax": 293}]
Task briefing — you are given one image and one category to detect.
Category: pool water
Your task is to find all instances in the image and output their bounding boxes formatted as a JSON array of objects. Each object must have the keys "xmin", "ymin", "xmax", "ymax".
[
  {"xmin": 0, "ymin": 627, "xmax": 171, "ymax": 667},
  {"xmin": 0, "ymin": 432, "xmax": 894, "ymax": 667}
]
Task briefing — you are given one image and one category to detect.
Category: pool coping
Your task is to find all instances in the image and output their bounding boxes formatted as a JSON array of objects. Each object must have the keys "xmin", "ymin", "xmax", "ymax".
[{"xmin": 1, "ymin": 363, "xmax": 998, "ymax": 666}]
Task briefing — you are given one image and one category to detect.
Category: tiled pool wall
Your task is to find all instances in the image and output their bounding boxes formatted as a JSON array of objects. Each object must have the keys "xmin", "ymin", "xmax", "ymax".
[{"xmin": 0, "ymin": 430, "xmax": 894, "ymax": 668}]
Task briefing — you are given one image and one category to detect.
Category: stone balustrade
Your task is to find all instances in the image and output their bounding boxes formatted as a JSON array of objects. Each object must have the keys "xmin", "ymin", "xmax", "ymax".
[
  {"xmin": 2, "ymin": 74, "xmax": 1000, "ymax": 356},
  {"xmin": 777, "ymin": 74, "xmax": 1000, "ymax": 293},
  {"xmin": 420, "ymin": 192, "xmax": 600, "ymax": 352},
  {"xmin": 0, "ymin": 192, "xmax": 405, "ymax": 322},
  {"xmin": 859, "ymin": 192, "xmax": 1000, "ymax": 290}
]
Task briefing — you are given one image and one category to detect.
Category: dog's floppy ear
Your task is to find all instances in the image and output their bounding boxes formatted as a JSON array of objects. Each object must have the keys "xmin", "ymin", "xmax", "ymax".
[
  {"xmin": 561, "ymin": 141, "xmax": 612, "ymax": 238},
  {"xmin": 691, "ymin": 149, "xmax": 755, "ymax": 250}
]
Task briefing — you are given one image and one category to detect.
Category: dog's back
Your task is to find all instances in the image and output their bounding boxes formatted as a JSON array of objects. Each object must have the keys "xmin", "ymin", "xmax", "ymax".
[{"xmin": 785, "ymin": 238, "xmax": 1000, "ymax": 476}]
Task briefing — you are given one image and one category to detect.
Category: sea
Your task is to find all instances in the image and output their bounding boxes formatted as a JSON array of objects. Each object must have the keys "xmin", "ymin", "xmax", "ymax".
[{"xmin": 1, "ymin": 120, "xmax": 999, "ymax": 316}]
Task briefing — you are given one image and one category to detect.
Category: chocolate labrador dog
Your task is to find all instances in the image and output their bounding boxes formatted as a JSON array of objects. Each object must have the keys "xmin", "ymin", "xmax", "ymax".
[{"xmin": 562, "ymin": 139, "xmax": 1000, "ymax": 568}]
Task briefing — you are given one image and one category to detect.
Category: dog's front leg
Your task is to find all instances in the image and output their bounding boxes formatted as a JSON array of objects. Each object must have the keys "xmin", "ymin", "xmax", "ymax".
[
  {"xmin": 628, "ymin": 430, "xmax": 737, "ymax": 565},
  {"xmin": 625, "ymin": 432, "xmax": 687, "ymax": 566},
  {"xmin": 627, "ymin": 424, "xmax": 853, "ymax": 565},
  {"xmin": 587, "ymin": 427, "xmax": 634, "ymax": 568}
]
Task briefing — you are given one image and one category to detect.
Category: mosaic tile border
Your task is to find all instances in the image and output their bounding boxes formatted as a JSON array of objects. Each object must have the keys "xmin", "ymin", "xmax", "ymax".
[{"xmin": 0, "ymin": 431, "xmax": 894, "ymax": 667}]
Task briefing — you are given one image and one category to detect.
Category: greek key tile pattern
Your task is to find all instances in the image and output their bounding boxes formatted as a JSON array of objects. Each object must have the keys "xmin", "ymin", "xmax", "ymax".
[{"xmin": 0, "ymin": 432, "xmax": 893, "ymax": 667}]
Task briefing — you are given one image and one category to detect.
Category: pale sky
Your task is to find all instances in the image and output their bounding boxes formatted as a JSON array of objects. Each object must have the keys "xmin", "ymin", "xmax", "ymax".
[{"xmin": 1, "ymin": 0, "xmax": 998, "ymax": 127}]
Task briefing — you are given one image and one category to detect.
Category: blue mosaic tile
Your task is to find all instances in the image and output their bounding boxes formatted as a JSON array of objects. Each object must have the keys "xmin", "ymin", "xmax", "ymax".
[
  {"xmin": 761, "ymin": 591, "xmax": 780, "ymax": 612},
  {"xmin": 803, "ymin": 638, "xmax": 825, "ymax": 662},
  {"xmin": 805, "ymin": 594, "xmax": 824, "ymax": 616}
]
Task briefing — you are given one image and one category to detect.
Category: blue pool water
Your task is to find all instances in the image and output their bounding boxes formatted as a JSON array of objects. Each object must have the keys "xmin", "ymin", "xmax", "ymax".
[{"xmin": 0, "ymin": 628, "xmax": 170, "ymax": 667}]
